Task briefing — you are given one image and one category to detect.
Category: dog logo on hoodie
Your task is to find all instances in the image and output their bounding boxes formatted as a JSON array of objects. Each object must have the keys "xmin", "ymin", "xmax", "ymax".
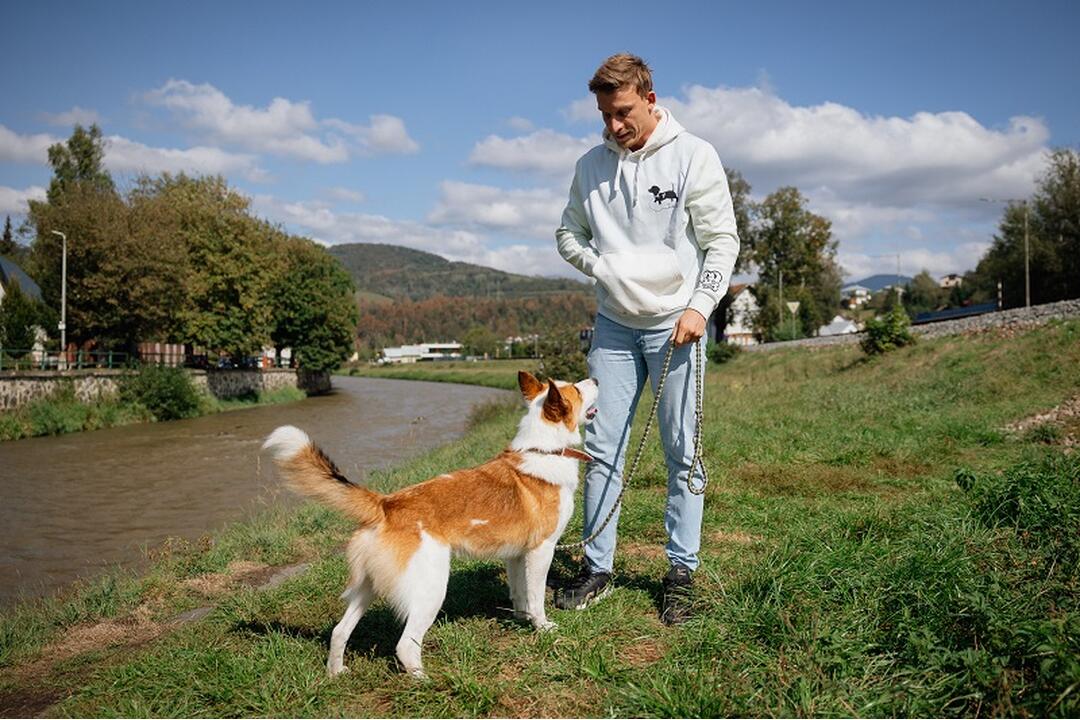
[{"xmin": 648, "ymin": 185, "xmax": 678, "ymax": 211}]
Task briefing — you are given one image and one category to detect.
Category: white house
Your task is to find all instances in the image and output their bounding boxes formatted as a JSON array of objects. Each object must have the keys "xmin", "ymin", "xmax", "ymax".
[
  {"xmin": 379, "ymin": 342, "xmax": 463, "ymax": 364},
  {"xmin": 940, "ymin": 273, "xmax": 963, "ymax": 289},
  {"xmin": 818, "ymin": 315, "xmax": 861, "ymax": 337},
  {"xmin": 722, "ymin": 284, "xmax": 759, "ymax": 346},
  {"xmin": 841, "ymin": 284, "xmax": 872, "ymax": 308}
]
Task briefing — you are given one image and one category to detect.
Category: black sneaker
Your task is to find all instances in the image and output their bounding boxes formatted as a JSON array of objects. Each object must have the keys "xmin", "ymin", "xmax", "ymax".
[
  {"xmin": 660, "ymin": 564, "xmax": 694, "ymax": 625},
  {"xmin": 555, "ymin": 567, "xmax": 612, "ymax": 610}
]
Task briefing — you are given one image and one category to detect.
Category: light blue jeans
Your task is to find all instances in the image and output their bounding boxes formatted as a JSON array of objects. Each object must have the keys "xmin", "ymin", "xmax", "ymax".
[{"xmin": 581, "ymin": 313, "xmax": 705, "ymax": 574}]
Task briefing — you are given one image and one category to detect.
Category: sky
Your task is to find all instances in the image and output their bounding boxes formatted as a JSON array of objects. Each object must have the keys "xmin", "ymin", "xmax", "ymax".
[{"xmin": 2, "ymin": 0, "xmax": 1078, "ymax": 283}]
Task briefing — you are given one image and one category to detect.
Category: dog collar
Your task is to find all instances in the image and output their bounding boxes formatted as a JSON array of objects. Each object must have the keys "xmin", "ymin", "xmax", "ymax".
[{"xmin": 516, "ymin": 447, "xmax": 593, "ymax": 463}]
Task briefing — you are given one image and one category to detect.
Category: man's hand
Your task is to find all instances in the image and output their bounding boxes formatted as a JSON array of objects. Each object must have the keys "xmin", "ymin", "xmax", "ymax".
[{"xmin": 672, "ymin": 309, "xmax": 707, "ymax": 346}]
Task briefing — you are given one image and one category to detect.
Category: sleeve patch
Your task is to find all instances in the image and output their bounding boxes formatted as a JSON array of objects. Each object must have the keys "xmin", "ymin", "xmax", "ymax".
[{"xmin": 699, "ymin": 270, "xmax": 724, "ymax": 292}]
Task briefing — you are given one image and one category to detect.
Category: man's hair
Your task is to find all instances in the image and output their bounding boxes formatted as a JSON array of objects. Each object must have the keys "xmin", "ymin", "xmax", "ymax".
[{"xmin": 588, "ymin": 53, "xmax": 653, "ymax": 98}]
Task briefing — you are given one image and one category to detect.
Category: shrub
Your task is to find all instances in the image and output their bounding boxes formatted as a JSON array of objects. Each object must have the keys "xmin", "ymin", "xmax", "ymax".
[
  {"xmin": 707, "ymin": 341, "xmax": 742, "ymax": 364},
  {"xmin": 860, "ymin": 307, "xmax": 915, "ymax": 355},
  {"xmin": 537, "ymin": 326, "xmax": 589, "ymax": 382},
  {"xmin": 120, "ymin": 364, "xmax": 203, "ymax": 421}
]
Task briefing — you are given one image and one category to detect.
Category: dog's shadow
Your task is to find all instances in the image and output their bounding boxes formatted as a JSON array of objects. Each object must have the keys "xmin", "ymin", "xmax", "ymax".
[{"xmin": 233, "ymin": 563, "xmax": 521, "ymax": 663}]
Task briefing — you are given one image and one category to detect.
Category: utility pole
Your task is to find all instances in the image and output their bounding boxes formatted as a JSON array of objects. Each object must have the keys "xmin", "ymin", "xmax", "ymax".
[{"xmin": 50, "ymin": 230, "xmax": 67, "ymax": 369}]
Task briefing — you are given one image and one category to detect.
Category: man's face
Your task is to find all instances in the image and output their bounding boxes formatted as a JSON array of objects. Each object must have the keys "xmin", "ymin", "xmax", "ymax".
[{"xmin": 596, "ymin": 86, "xmax": 658, "ymax": 151}]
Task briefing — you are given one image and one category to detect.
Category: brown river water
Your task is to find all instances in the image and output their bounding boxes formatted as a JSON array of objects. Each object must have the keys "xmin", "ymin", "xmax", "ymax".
[{"xmin": 0, "ymin": 376, "xmax": 512, "ymax": 607}]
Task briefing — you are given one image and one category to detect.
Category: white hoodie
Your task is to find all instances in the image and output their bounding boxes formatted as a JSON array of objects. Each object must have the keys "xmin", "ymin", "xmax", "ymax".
[{"xmin": 556, "ymin": 107, "xmax": 740, "ymax": 330}]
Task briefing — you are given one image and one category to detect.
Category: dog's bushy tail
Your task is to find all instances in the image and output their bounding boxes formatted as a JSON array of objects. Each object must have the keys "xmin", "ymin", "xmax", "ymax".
[{"xmin": 263, "ymin": 425, "xmax": 384, "ymax": 526}]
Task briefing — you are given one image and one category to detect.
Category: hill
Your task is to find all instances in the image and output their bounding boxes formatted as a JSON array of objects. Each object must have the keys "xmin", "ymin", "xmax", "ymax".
[
  {"xmin": 327, "ymin": 243, "xmax": 590, "ymax": 301},
  {"xmin": 849, "ymin": 273, "xmax": 913, "ymax": 291}
]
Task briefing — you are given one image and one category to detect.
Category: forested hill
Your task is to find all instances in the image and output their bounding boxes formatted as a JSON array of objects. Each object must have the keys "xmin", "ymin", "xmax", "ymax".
[{"xmin": 327, "ymin": 243, "xmax": 589, "ymax": 301}]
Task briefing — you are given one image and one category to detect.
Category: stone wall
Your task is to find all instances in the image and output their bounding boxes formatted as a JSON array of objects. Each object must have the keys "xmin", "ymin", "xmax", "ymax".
[
  {"xmin": 0, "ymin": 367, "xmax": 323, "ymax": 411},
  {"xmin": 743, "ymin": 298, "xmax": 1080, "ymax": 353}
]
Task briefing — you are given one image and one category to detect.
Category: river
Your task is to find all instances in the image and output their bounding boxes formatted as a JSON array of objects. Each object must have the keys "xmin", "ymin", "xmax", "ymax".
[{"xmin": 0, "ymin": 376, "xmax": 512, "ymax": 607}]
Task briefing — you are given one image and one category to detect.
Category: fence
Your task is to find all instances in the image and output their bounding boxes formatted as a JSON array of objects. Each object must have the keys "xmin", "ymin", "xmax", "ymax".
[{"xmin": 0, "ymin": 347, "xmax": 293, "ymax": 372}]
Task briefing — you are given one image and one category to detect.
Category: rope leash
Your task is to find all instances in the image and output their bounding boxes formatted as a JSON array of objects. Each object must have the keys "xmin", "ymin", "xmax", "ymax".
[{"xmin": 556, "ymin": 337, "xmax": 708, "ymax": 551}]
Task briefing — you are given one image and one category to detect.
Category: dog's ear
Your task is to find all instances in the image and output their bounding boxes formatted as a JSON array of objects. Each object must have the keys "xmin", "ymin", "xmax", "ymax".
[
  {"xmin": 518, "ymin": 371, "xmax": 545, "ymax": 401},
  {"xmin": 542, "ymin": 381, "xmax": 570, "ymax": 423}
]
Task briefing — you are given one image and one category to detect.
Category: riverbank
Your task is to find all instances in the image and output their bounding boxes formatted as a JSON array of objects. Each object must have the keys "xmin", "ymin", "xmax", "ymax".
[
  {"xmin": 2, "ymin": 321, "xmax": 1078, "ymax": 716},
  {"xmin": 342, "ymin": 358, "xmax": 534, "ymax": 391}
]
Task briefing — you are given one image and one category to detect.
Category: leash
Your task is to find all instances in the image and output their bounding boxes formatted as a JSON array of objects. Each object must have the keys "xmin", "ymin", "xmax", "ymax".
[{"xmin": 556, "ymin": 337, "xmax": 708, "ymax": 551}]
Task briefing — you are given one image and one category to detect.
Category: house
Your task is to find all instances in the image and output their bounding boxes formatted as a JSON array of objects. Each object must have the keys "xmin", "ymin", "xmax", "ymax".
[
  {"xmin": 840, "ymin": 284, "xmax": 872, "ymax": 309},
  {"xmin": 379, "ymin": 342, "xmax": 463, "ymax": 364},
  {"xmin": 719, "ymin": 284, "xmax": 759, "ymax": 346},
  {"xmin": 0, "ymin": 257, "xmax": 43, "ymax": 305},
  {"xmin": 818, "ymin": 315, "xmax": 861, "ymax": 337},
  {"xmin": 940, "ymin": 273, "xmax": 963, "ymax": 289}
]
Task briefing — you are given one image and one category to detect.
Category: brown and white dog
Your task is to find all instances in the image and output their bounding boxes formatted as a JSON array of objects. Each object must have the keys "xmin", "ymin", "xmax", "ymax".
[{"xmin": 262, "ymin": 371, "xmax": 599, "ymax": 678}]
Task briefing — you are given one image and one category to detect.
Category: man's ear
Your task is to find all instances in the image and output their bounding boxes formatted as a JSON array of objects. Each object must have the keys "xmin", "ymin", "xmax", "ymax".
[
  {"xmin": 518, "ymin": 371, "xmax": 545, "ymax": 401},
  {"xmin": 542, "ymin": 381, "xmax": 569, "ymax": 423}
]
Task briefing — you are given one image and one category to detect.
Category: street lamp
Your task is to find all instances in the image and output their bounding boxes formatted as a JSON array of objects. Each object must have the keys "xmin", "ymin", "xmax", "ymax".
[
  {"xmin": 49, "ymin": 230, "xmax": 67, "ymax": 368},
  {"xmin": 980, "ymin": 197, "xmax": 1030, "ymax": 308}
]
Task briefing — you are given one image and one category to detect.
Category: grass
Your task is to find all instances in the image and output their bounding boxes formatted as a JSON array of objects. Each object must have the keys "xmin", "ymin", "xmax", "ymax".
[
  {"xmin": 2, "ymin": 320, "xmax": 1079, "ymax": 717},
  {"xmin": 343, "ymin": 359, "xmax": 536, "ymax": 391}
]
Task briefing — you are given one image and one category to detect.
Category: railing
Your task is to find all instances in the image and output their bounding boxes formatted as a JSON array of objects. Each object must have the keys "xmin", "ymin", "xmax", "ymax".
[{"xmin": 0, "ymin": 350, "xmax": 294, "ymax": 372}]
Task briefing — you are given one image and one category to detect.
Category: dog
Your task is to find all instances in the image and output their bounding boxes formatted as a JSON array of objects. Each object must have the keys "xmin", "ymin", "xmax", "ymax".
[
  {"xmin": 648, "ymin": 185, "xmax": 678, "ymax": 204},
  {"xmin": 262, "ymin": 370, "xmax": 599, "ymax": 679}
]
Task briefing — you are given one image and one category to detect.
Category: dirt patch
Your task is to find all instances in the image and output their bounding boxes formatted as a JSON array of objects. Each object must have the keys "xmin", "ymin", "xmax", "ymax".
[
  {"xmin": 621, "ymin": 542, "xmax": 667, "ymax": 560},
  {"xmin": 734, "ymin": 463, "xmax": 876, "ymax": 497},
  {"xmin": 621, "ymin": 636, "xmax": 667, "ymax": 667},
  {"xmin": 712, "ymin": 530, "xmax": 762, "ymax": 545},
  {"xmin": 182, "ymin": 560, "xmax": 274, "ymax": 597},
  {"xmin": 1004, "ymin": 394, "xmax": 1080, "ymax": 449},
  {"xmin": 869, "ymin": 456, "xmax": 931, "ymax": 479},
  {"xmin": 0, "ymin": 686, "xmax": 63, "ymax": 719}
]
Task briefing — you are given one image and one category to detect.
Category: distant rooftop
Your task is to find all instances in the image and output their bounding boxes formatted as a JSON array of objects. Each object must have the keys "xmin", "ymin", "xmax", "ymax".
[{"xmin": 0, "ymin": 257, "xmax": 42, "ymax": 303}]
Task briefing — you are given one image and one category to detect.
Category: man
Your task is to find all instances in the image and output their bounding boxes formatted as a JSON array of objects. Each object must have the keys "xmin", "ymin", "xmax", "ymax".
[{"xmin": 554, "ymin": 53, "xmax": 739, "ymax": 624}]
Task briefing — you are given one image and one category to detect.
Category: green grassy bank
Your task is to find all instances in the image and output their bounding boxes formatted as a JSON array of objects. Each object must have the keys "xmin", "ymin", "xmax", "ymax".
[
  {"xmin": 342, "ymin": 358, "xmax": 535, "ymax": 391},
  {"xmin": 0, "ymin": 376, "xmax": 306, "ymax": 441},
  {"xmin": 2, "ymin": 322, "xmax": 1078, "ymax": 717}
]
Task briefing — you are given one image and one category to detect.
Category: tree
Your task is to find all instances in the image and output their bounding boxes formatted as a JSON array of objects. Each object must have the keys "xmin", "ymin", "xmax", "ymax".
[
  {"xmin": 903, "ymin": 270, "xmax": 945, "ymax": 319},
  {"xmin": 45, "ymin": 124, "xmax": 115, "ymax": 204},
  {"xmin": 746, "ymin": 187, "xmax": 842, "ymax": 340},
  {"xmin": 269, "ymin": 237, "xmax": 359, "ymax": 372},
  {"xmin": 973, "ymin": 148, "xmax": 1080, "ymax": 307},
  {"xmin": 0, "ymin": 280, "xmax": 42, "ymax": 357},
  {"xmin": 725, "ymin": 168, "xmax": 754, "ymax": 274},
  {"xmin": 0, "ymin": 216, "xmax": 15, "ymax": 257},
  {"xmin": 461, "ymin": 324, "xmax": 498, "ymax": 357}
]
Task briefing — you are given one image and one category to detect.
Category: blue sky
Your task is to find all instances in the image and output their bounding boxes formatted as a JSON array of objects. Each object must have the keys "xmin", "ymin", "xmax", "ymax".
[{"xmin": 2, "ymin": 0, "xmax": 1077, "ymax": 281}]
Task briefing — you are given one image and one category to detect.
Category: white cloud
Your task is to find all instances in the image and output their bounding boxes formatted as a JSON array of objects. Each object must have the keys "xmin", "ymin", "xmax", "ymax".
[
  {"xmin": 326, "ymin": 186, "xmax": 366, "ymax": 203},
  {"xmin": 0, "ymin": 185, "xmax": 47, "ymax": 214},
  {"xmin": 104, "ymin": 135, "xmax": 267, "ymax": 182},
  {"xmin": 507, "ymin": 116, "xmax": 535, "ymax": 132},
  {"xmin": 41, "ymin": 106, "xmax": 102, "ymax": 127},
  {"xmin": 662, "ymin": 85, "xmax": 1046, "ymax": 206},
  {"xmin": 251, "ymin": 194, "xmax": 576, "ymax": 278},
  {"xmin": 469, "ymin": 129, "xmax": 600, "ymax": 176},
  {"xmin": 0, "ymin": 125, "xmax": 59, "ymax": 164},
  {"xmin": 146, "ymin": 80, "xmax": 418, "ymax": 162},
  {"xmin": 428, "ymin": 182, "xmax": 565, "ymax": 240}
]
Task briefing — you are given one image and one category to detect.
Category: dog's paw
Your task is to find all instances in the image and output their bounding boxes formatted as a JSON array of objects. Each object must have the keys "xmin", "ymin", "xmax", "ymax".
[
  {"xmin": 535, "ymin": 619, "xmax": 558, "ymax": 632},
  {"xmin": 407, "ymin": 668, "xmax": 430, "ymax": 682},
  {"xmin": 327, "ymin": 664, "xmax": 349, "ymax": 678}
]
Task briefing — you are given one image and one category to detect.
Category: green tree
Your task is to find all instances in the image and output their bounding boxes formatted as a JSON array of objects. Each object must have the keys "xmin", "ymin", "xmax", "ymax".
[
  {"xmin": 461, "ymin": 324, "xmax": 498, "ymax": 357},
  {"xmin": 903, "ymin": 270, "xmax": 945, "ymax": 319},
  {"xmin": 0, "ymin": 216, "xmax": 15, "ymax": 256},
  {"xmin": 0, "ymin": 280, "xmax": 42, "ymax": 357},
  {"xmin": 726, "ymin": 168, "xmax": 754, "ymax": 274},
  {"xmin": 269, "ymin": 237, "xmax": 359, "ymax": 372},
  {"xmin": 45, "ymin": 124, "xmax": 115, "ymax": 204},
  {"xmin": 747, "ymin": 187, "xmax": 841, "ymax": 340},
  {"xmin": 973, "ymin": 148, "xmax": 1080, "ymax": 307}
]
